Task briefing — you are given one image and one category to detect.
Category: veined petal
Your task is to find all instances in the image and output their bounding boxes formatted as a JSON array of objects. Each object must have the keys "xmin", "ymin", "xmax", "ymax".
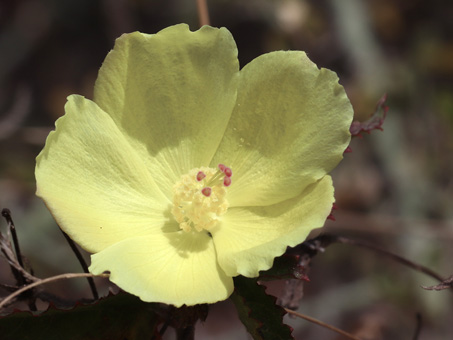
[
  {"xmin": 211, "ymin": 51, "xmax": 353, "ymax": 207},
  {"xmin": 94, "ymin": 24, "xmax": 239, "ymax": 201},
  {"xmin": 36, "ymin": 95, "xmax": 168, "ymax": 253},
  {"xmin": 212, "ymin": 176, "xmax": 334, "ymax": 277},
  {"xmin": 89, "ymin": 232, "xmax": 234, "ymax": 307}
]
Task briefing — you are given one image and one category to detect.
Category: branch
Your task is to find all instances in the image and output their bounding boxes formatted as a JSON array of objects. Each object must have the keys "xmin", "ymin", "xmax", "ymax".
[
  {"xmin": 285, "ymin": 308, "xmax": 363, "ymax": 340},
  {"xmin": 1, "ymin": 209, "xmax": 24, "ymax": 269},
  {"xmin": 61, "ymin": 230, "xmax": 99, "ymax": 300},
  {"xmin": 0, "ymin": 273, "xmax": 109, "ymax": 310},
  {"xmin": 421, "ymin": 275, "xmax": 453, "ymax": 291},
  {"xmin": 196, "ymin": 0, "xmax": 210, "ymax": 26},
  {"xmin": 1, "ymin": 208, "xmax": 37, "ymax": 311},
  {"xmin": 336, "ymin": 236, "xmax": 446, "ymax": 283},
  {"xmin": 412, "ymin": 313, "xmax": 422, "ymax": 340}
]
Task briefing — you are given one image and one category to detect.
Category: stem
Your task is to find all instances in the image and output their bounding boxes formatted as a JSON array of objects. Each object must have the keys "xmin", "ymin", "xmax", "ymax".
[
  {"xmin": 412, "ymin": 313, "xmax": 422, "ymax": 340},
  {"xmin": 337, "ymin": 236, "xmax": 446, "ymax": 283},
  {"xmin": 196, "ymin": 0, "xmax": 210, "ymax": 27},
  {"xmin": 284, "ymin": 308, "xmax": 363, "ymax": 340},
  {"xmin": 0, "ymin": 273, "xmax": 109, "ymax": 310},
  {"xmin": 1, "ymin": 209, "xmax": 24, "ymax": 269},
  {"xmin": 61, "ymin": 230, "xmax": 99, "ymax": 300},
  {"xmin": 157, "ymin": 321, "xmax": 170, "ymax": 339},
  {"xmin": 1, "ymin": 208, "xmax": 37, "ymax": 311},
  {"xmin": 176, "ymin": 325, "xmax": 195, "ymax": 340}
]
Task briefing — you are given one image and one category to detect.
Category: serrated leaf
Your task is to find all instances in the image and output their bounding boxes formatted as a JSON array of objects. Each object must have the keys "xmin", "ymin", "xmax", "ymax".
[
  {"xmin": 0, "ymin": 292, "xmax": 160, "ymax": 340},
  {"xmin": 230, "ymin": 276, "xmax": 294, "ymax": 340}
]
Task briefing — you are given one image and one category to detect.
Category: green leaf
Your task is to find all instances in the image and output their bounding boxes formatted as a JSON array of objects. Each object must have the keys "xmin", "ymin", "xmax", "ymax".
[
  {"xmin": 230, "ymin": 276, "xmax": 294, "ymax": 340},
  {"xmin": 0, "ymin": 293, "xmax": 160, "ymax": 340}
]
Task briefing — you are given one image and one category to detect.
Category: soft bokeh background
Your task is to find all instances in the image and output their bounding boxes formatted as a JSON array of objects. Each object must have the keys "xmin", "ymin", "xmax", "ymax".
[{"xmin": 0, "ymin": 0, "xmax": 452, "ymax": 339}]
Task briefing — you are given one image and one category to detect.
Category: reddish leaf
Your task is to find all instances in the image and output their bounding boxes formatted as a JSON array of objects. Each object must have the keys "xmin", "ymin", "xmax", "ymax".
[{"xmin": 350, "ymin": 94, "xmax": 388, "ymax": 137}]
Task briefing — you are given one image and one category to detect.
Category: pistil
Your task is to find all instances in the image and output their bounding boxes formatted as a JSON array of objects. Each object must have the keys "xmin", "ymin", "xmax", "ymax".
[{"xmin": 171, "ymin": 165, "xmax": 233, "ymax": 233}]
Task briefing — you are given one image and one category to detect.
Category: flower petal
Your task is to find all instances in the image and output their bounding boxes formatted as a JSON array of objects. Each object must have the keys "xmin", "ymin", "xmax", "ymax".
[
  {"xmin": 89, "ymin": 232, "xmax": 234, "ymax": 307},
  {"xmin": 212, "ymin": 176, "xmax": 334, "ymax": 277},
  {"xmin": 211, "ymin": 51, "xmax": 353, "ymax": 207},
  {"xmin": 93, "ymin": 24, "xmax": 239, "ymax": 200},
  {"xmin": 36, "ymin": 95, "xmax": 168, "ymax": 253}
]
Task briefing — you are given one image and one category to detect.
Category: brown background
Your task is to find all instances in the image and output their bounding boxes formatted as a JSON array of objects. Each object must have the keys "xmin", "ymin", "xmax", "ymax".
[{"xmin": 0, "ymin": 0, "xmax": 452, "ymax": 339}]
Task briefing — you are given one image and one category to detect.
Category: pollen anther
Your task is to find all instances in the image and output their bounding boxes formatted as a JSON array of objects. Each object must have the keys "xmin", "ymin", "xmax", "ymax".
[
  {"xmin": 223, "ymin": 176, "xmax": 232, "ymax": 187},
  {"xmin": 224, "ymin": 167, "xmax": 232, "ymax": 177},
  {"xmin": 201, "ymin": 187, "xmax": 212, "ymax": 197},
  {"xmin": 196, "ymin": 171, "xmax": 206, "ymax": 181},
  {"xmin": 172, "ymin": 166, "xmax": 232, "ymax": 233}
]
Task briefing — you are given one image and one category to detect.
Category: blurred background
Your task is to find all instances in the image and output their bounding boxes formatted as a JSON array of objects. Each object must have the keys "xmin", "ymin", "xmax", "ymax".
[{"xmin": 0, "ymin": 0, "xmax": 452, "ymax": 339}]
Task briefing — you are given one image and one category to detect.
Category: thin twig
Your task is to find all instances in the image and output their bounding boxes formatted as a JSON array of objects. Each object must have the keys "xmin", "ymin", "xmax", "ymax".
[
  {"xmin": 412, "ymin": 313, "xmax": 422, "ymax": 340},
  {"xmin": 2, "ymin": 209, "xmax": 24, "ymax": 268},
  {"xmin": 196, "ymin": 0, "xmax": 210, "ymax": 26},
  {"xmin": 0, "ymin": 272, "xmax": 109, "ymax": 310},
  {"xmin": 0, "ymin": 245, "xmax": 38, "ymax": 283},
  {"xmin": 1, "ymin": 208, "xmax": 37, "ymax": 311},
  {"xmin": 284, "ymin": 308, "xmax": 363, "ymax": 340},
  {"xmin": 157, "ymin": 321, "xmax": 170, "ymax": 339},
  {"xmin": 61, "ymin": 230, "xmax": 99, "ymax": 300},
  {"xmin": 0, "ymin": 236, "xmax": 27, "ymax": 285},
  {"xmin": 336, "ymin": 236, "xmax": 446, "ymax": 283},
  {"xmin": 176, "ymin": 325, "xmax": 195, "ymax": 340},
  {"xmin": 0, "ymin": 210, "xmax": 27, "ymax": 285},
  {"xmin": 421, "ymin": 275, "xmax": 453, "ymax": 291}
]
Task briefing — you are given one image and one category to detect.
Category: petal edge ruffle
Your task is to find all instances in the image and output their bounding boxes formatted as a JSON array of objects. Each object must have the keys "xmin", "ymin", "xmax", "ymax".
[
  {"xmin": 36, "ymin": 95, "xmax": 168, "ymax": 253},
  {"xmin": 212, "ymin": 176, "xmax": 334, "ymax": 277},
  {"xmin": 89, "ymin": 232, "xmax": 234, "ymax": 307},
  {"xmin": 211, "ymin": 51, "xmax": 352, "ymax": 207},
  {"xmin": 94, "ymin": 24, "xmax": 240, "ymax": 201}
]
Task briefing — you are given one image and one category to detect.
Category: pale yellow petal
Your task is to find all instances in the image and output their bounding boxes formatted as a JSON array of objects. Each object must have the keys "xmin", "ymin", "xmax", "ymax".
[
  {"xmin": 94, "ymin": 24, "xmax": 239, "ymax": 200},
  {"xmin": 89, "ymin": 232, "xmax": 234, "ymax": 307},
  {"xmin": 211, "ymin": 51, "xmax": 352, "ymax": 207},
  {"xmin": 212, "ymin": 176, "xmax": 334, "ymax": 277},
  {"xmin": 35, "ymin": 95, "xmax": 168, "ymax": 253}
]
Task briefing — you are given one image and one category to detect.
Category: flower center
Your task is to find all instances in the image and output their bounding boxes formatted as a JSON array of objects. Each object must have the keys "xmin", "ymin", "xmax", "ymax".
[{"xmin": 171, "ymin": 164, "xmax": 232, "ymax": 232}]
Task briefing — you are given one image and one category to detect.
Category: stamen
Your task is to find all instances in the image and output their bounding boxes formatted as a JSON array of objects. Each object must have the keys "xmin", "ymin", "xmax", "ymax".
[
  {"xmin": 223, "ymin": 176, "xmax": 232, "ymax": 187},
  {"xmin": 201, "ymin": 187, "xmax": 212, "ymax": 197},
  {"xmin": 224, "ymin": 167, "xmax": 232, "ymax": 177},
  {"xmin": 196, "ymin": 171, "xmax": 206, "ymax": 181},
  {"xmin": 172, "ymin": 165, "xmax": 232, "ymax": 233}
]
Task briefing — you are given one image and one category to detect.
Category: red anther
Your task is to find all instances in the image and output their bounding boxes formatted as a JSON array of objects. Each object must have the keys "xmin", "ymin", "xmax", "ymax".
[
  {"xmin": 344, "ymin": 146, "xmax": 352, "ymax": 153},
  {"xmin": 218, "ymin": 164, "xmax": 226, "ymax": 172},
  {"xmin": 201, "ymin": 187, "xmax": 212, "ymax": 197},
  {"xmin": 196, "ymin": 171, "xmax": 206, "ymax": 181},
  {"xmin": 224, "ymin": 167, "xmax": 232, "ymax": 177},
  {"xmin": 223, "ymin": 176, "xmax": 231, "ymax": 187}
]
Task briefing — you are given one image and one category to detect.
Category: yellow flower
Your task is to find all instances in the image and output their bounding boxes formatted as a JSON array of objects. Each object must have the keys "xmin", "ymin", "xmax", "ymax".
[{"xmin": 35, "ymin": 24, "xmax": 353, "ymax": 307}]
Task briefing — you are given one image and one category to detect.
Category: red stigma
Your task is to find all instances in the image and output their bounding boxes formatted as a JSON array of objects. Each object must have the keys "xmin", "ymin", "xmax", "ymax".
[
  {"xmin": 218, "ymin": 164, "xmax": 226, "ymax": 172},
  {"xmin": 223, "ymin": 176, "xmax": 232, "ymax": 187},
  {"xmin": 196, "ymin": 171, "xmax": 206, "ymax": 181},
  {"xmin": 201, "ymin": 187, "xmax": 212, "ymax": 197}
]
